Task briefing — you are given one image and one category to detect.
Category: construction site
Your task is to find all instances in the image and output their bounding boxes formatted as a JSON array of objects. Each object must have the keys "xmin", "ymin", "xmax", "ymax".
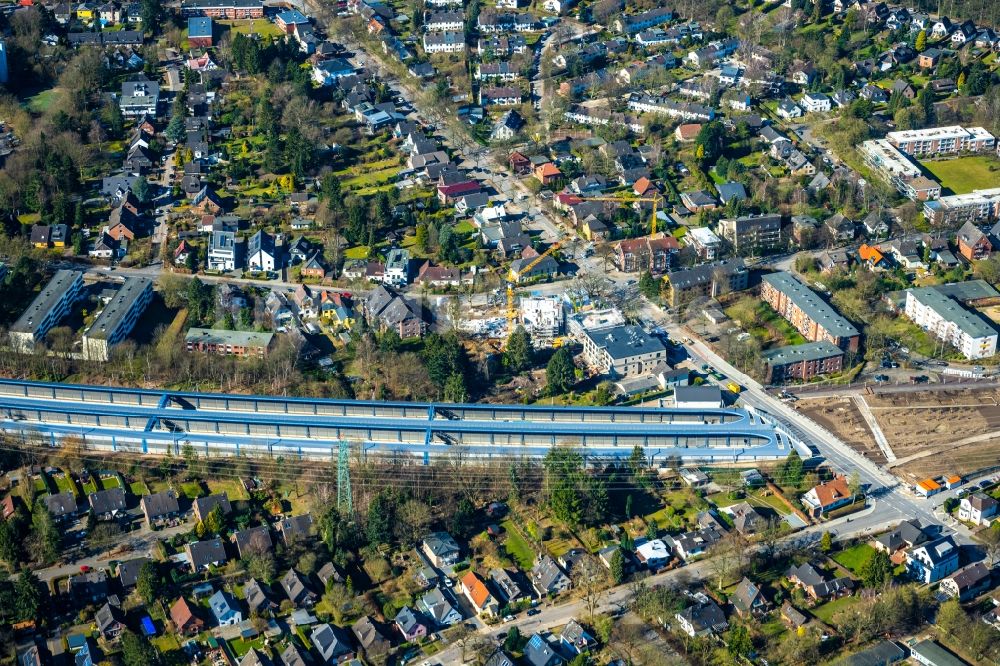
[{"xmin": 795, "ymin": 386, "xmax": 1000, "ymax": 481}]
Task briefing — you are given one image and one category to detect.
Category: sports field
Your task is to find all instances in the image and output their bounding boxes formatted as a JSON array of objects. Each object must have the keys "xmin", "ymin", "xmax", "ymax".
[{"xmin": 921, "ymin": 156, "xmax": 1000, "ymax": 195}]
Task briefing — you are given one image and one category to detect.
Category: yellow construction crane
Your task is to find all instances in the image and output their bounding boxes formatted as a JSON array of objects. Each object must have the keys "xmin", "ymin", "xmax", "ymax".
[
  {"xmin": 506, "ymin": 241, "xmax": 562, "ymax": 332},
  {"xmin": 575, "ymin": 192, "xmax": 665, "ymax": 236}
]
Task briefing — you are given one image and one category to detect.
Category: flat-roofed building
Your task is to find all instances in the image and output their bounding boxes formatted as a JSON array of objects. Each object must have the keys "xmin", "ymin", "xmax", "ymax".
[
  {"xmin": 760, "ymin": 272, "xmax": 859, "ymax": 352},
  {"xmin": 718, "ymin": 214, "xmax": 782, "ymax": 254},
  {"xmin": 887, "ymin": 125, "xmax": 995, "ymax": 156},
  {"xmin": 10, "ymin": 270, "xmax": 84, "ymax": 353},
  {"xmin": 185, "ymin": 328, "xmax": 275, "ymax": 357},
  {"xmin": 859, "ymin": 139, "xmax": 941, "ymax": 201},
  {"xmin": 904, "ymin": 286, "xmax": 998, "ymax": 359},
  {"xmin": 180, "ymin": 0, "xmax": 264, "ymax": 19},
  {"xmin": 581, "ymin": 324, "xmax": 666, "ymax": 377},
  {"xmin": 923, "ymin": 187, "xmax": 1000, "ymax": 226},
  {"xmin": 762, "ymin": 341, "xmax": 844, "ymax": 383},
  {"xmin": 82, "ymin": 278, "xmax": 154, "ymax": 361}
]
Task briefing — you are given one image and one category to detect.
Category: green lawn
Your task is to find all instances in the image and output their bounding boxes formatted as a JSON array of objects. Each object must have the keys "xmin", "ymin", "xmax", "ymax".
[
  {"xmin": 26, "ymin": 89, "xmax": 62, "ymax": 113},
  {"xmin": 344, "ymin": 246, "xmax": 371, "ymax": 260},
  {"xmin": 81, "ymin": 478, "xmax": 99, "ymax": 495},
  {"xmin": 53, "ymin": 474, "xmax": 78, "ymax": 496},
  {"xmin": 501, "ymin": 520, "xmax": 536, "ymax": 570},
  {"xmin": 219, "ymin": 18, "xmax": 284, "ymax": 38},
  {"xmin": 99, "ymin": 475, "xmax": 121, "ymax": 489},
  {"xmin": 832, "ymin": 543, "xmax": 875, "ymax": 575},
  {"xmin": 151, "ymin": 634, "xmax": 181, "ymax": 654},
  {"xmin": 811, "ymin": 594, "xmax": 861, "ymax": 624},
  {"xmin": 454, "ymin": 219, "xmax": 476, "ymax": 234},
  {"xmin": 179, "ymin": 481, "xmax": 204, "ymax": 500},
  {"xmin": 206, "ymin": 479, "xmax": 247, "ymax": 501},
  {"xmin": 130, "ymin": 480, "xmax": 149, "ymax": 496},
  {"xmin": 227, "ymin": 636, "xmax": 267, "ymax": 657},
  {"xmin": 921, "ymin": 156, "xmax": 1000, "ymax": 195}
]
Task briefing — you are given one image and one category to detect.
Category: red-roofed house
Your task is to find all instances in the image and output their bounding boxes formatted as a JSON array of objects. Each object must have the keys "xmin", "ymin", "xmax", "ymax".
[
  {"xmin": 534, "ymin": 162, "xmax": 562, "ymax": 185},
  {"xmin": 674, "ymin": 123, "xmax": 702, "ymax": 142},
  {"xmin": 509, "ymin": 151, "xmax": 531, "ymax": 175},
  {"xmin": 554, "ymin": 193, "xmax": 582, "ymax": 212},
  {"xmin": 437, "ymin": 180, "xmax": 481, "ymax": 204},
  {"xmin": 460, "ymin": 571, "xmax": 499, "ymax": 616},
  {"xmin": 615, "ymin": 236, "xmax": 679, "ymax": 273},
  {"xmin": 633, "ymin": 177, "xmax": 657, "ymax": 198},
  {"xmin": 801, "ymin": 476, "xmax": 853, "ymax": 517},
  {"xmin": 174, "ymin": 240, "xmax": 193, "ymax": 265}
]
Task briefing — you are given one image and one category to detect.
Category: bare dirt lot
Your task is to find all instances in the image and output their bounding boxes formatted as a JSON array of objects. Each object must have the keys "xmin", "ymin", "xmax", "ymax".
[
  {"xmin": 795, "ymin": 397, "xmax": 886, "ymax": 465},
  {"xmin": 798, "ymin": 388, "xmax": 1000, "ymax": 481}
]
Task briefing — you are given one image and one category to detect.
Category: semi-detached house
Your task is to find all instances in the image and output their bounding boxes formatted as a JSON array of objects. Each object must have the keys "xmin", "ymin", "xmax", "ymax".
[{"xmin": 423, "ymin": 30, "xmax": 465, "ymax": 53}]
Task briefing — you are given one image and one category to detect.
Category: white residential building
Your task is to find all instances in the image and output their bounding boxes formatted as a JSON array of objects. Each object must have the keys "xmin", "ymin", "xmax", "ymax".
[
  {"xmin": 423, "ymin": 30, "xmax": 466, "ymax": 53},
  {"xmin": 81, "ymin": 277, "xmax": 154, "ymax": 362},
  {"xmin": 685, "ymin": 226, "xmax": 722, "ymax": 260},
  {"xmin": 904, "ymin": 287, "xmax": 998, "ymax": 359},
  {"xmin": 520, "ymin": 296, "xmax": 563, "ymax": 337},
  {"xmin": 10, "ymin": 270, "xmax": 85, "ymax": 353},
  {"xmin": 800, "ymin": 92, "xmax": 831, "ymax": 113},
  {"xmin": 887, "ymin": 125, "xmax": 995, "ymax": 156}
]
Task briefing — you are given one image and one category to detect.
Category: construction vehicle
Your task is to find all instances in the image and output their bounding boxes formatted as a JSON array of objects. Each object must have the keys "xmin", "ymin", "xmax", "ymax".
[
  {"xmin": 505, "ymin": 241, "xmax": 562, "ymax": 334},
  {"xmin": 726, "ymin": 381, "xmax": 741, "ymax": 394},
  {"xmin": 574, "ymin": 191, "xmax": 665, "ymax": 235}
]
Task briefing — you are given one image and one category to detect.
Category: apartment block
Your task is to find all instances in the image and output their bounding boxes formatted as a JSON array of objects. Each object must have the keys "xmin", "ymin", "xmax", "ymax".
[
  {"xmin": 886, "ymin": 125, "xmax": 995, "ymax": 156},
  {"xmin": 580, "ymin": 324, "xmax": 666, "ymax": 377},
  {"xmin": 923, "ymin": 187, "xmax": 1000, "ymax": 226},
  {"xmin": 762, "ymin": 341, "xmax": 844, "ymax": 384},
  {"xmin": 663, "ymin": 259, "xmax": 748, "ymax": 307},
  {"xmin": 760, "ymin": 272, "xmax": 859, "ymax": 352},
  {"xmin": 82, "ymin": 278, "xmax": 154, "ymax": 362},
  {"xmin": 10, "ymin": 270, "xmax": 84, "ymax": 353},
  {"xmin": 180, "ymin": 0, "xmax": 264, "ymax": 19},
  {"xmin": 904, "ymin": 287, "xmax": 998, "ymax": 359},
  {"xmin": 859, "ymin": 139, "xmax": 941, "ymax": 201},
  {"xmin": 185, "ymin": 328, "xmax": 275, "ymax": 357},
  {"xmin": 718, "ymin": 214, "xmax": 783, "ymax": 254}
]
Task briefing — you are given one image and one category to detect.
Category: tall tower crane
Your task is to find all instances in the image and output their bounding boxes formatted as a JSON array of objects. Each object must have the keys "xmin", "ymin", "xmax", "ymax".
[
  {"xmin": 575, "ymin": 192, "xmax": 665, "ymax": 236},
  {"xmin": 505, "ymin": 241, "xmax": 562, "ymax": 333}
]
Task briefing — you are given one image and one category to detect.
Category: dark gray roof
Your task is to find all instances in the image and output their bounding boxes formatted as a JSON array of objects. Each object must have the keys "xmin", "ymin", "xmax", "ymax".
[
  {"xmin": 762, "ymin": 341, "xmax": 844, "ymax": 367},
  {"xmin": 89, "ymin": 487, "xmax": 127, "ymax": 514},
  {"xmin": 583, "ymin": 325, "xmax": 665, "ymax": 361},
  {"xmin": 11, "ymin": 270, "xmax": 83, "ymax": 335},
  {"xmin": 118, "ymin": 557, "xmax": 150, "ymax": 588},
  {"xmin": 86, "ymin": 278, "xmax": 152, "ymax": 341},
  {"xmin": 839, "ymin": 640, "xmax": 906, "ymax": 666},
  {"xmin": 192, "ymin": 493, "xmax": 232, "ymax": 520},
  {"xmin": 666, "ymin": 258, "xmax": 746, "ymax": 290},
  {"xmin": 45, "ymin": 491, "xmax": 78, "ymax": 517},
  {"xmin": 678, "ymin": 600, "xmax": 728, "ymax": 633},
  {"xmin": 762, "ymin": 272, "xmax": 859, "ymax": 339},
  {"xmin": 95, "ymin": 602, "xmax": 125, "ymax": 632},
  {"xmin": 276, "ymin": 514, "xmax": 314, "ymax": 543},
  {"xmin": 674, "ymin": 385, "xmax": 722, "ymax": 404},
  {"xmin": 142, "ymin": 490, "xmax": 179, "ymax": 519},
  {"xmin": 187, "ymin": 538, "xmax": 227, "ymax": 569},
  {"xmin": 233, "ymin": 526, "xmax": 272, "ymax": 557}
]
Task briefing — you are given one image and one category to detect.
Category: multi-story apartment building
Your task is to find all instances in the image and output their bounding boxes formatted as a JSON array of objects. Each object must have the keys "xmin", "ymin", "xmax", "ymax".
[
  {"xmin": 762, "ymin": 341, "xmax": 844, "ymax": 384},
  {"xmin": 904, "ymin": 287, "xmax": 998, "ymax": 359},
  {"xmin": 718, "ymin": 214, "xmax": 783, "ymax": 254},
  {"xmin": 208, "ymin": 229, "xmax": 242, "ymax": 271},
  {"xmin": 613, "ymin": 7, "xmax": 673, "ymax": 34},
  {"xmin": 581, "ymin": 324, "xmax": 666, "ymax": 377},
  {"xmin": 614, "ymin": 236, "xmax": 679, "ymax": 273},
  {"xmin": 626, "ymin": 94, "xmax": 715, "ymax": 122},
  {"xmin": 10, "ymin": 270, "xmax": 84, "ymax": 353},
  {"xmin": 663, "ymin": 259, "xmax": 748, "ymax": 307},
  {"xmin": 886, "ymin": 125, "xmax": 995, "ymax": 156},
  {"xmin": 923, "ymin": 187, "xmax": 1000, "ymax": 226},
  {"xmin": 423, "ymin": 31, "xmax": 466, "ymax": 53},
  {"xmin": 760, "ymin": 272, "xmax": 859, "ymax": 352},
  {"xmin": 185, "ymin": 328, "xmax": 275, "ymax": 356},
  {"xmin": 424, "ymin": 10, "xmax": 464, "ymax": 31},
  {"xmin": 180, "ymin": 0, "xmax": 264, "ymax": 19},
  {"xmin": 859, "ymin": 139, "xmax": 942, "ymax": 201},
  {"xmin": 81, "ymin": 278, "xmax": 153, "ymax": 361}
]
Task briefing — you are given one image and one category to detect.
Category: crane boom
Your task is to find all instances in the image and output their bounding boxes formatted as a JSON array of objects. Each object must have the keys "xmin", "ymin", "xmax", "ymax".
[{"xmin": 506, "ymin": 241, "xmax": 561, "ymax": 332}]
